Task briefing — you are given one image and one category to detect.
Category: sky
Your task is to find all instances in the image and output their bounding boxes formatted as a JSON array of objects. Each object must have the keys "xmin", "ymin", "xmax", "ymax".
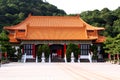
[{"xmin": 46, "ymin": 0, "xmax": 120, "ymax": 14}]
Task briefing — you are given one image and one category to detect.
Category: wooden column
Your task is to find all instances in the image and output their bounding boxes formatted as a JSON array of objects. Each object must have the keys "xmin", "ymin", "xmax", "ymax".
[
  {"xmin": 60, "ymin": 49, "xmax": 62, "ymax": 57},
  {"xmin": 48, "ymin": 43, "xmax": 50, "ymax": 46},
  {"xmin": 78, "ymin": 44, "xmax": 80, "ymax": 48},
  {"xmin": 57, "ymin": 49, "xmax": 59, "ymax": 56},
  {"xmin": 64, "ymin": 44, "xmax": 66, "ymax": 57},
  {"xmin": 32, "ymin": 44, "xmax": 36, "ymax": 58},
  {"xmin": 117, "ymin": 54, "xmax": 119, "ymax": 61},
  {"xmin": 4, "ymin": 52, "xmax": 7, "ymax": 58},
  {"xmin": 108, "ymin": 53, "xmax": 111, "ymax": 60}
]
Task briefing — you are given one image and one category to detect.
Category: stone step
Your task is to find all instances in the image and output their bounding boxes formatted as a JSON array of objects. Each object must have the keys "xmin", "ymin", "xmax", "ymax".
[
  {"xmin": 26, "ymin": 58, "xmax": 36, "ymax": 62},
  {"xmin": 52, "ymin": 57, "xmax": 65, "ymax": 62}
]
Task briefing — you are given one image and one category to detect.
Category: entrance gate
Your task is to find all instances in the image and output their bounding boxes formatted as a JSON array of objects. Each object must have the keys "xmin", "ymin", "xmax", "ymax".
[{"xmin": 49, "ymin": 44, "xmax": 64, "ymax": 62}]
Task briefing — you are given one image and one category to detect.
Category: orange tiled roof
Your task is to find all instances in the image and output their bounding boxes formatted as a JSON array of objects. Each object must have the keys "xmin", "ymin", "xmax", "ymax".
[
  {"xmin": 8, "ymin": 34, "xmax": 19, "ymax": 43},
  {"xmin": 95, "ymin": 36, "xmax": 106, "ymax": 43},
  {"xmin": 4, "ymin": 16, "xmax": 84, "ymax": 30},
  {"xmin": 4, "ymin": 15, "xmax": 105, "ymax": 42},
  {"xmin": 78, "ymin": 17, "xmax": 105, "ymax": 30},
  {"xmin": 16, "ymin": 31, "xmax": 26, "ymax": 39},
  {"xmin": 19, "ymin": 25, "xmax": 90, "ymax": 40},
  {"xmin": 87, "ymin": 30, "xmax": 98, "ymax": 39},
  {"xmin": 4, "ymin": 15, "xmax": 104, "ymax": 30}
]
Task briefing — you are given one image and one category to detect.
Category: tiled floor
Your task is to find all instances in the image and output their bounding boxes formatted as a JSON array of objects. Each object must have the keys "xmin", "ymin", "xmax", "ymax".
[{"xmin": 0, "ymin": 62, "xmax": 120, "ymax": 80}]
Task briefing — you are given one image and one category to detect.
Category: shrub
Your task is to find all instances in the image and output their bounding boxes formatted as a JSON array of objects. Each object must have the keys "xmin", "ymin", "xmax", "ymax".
[
  {"xmin": 37, "ymin": 45, "xmax": 42, "ymax": 59},
  {"xmin": 37, "ymin": 44, "xmax": 50, "ymax": 59},
  {"xmin": 66, "ymin": 43, "xmax": 80, "ymax": 62}
]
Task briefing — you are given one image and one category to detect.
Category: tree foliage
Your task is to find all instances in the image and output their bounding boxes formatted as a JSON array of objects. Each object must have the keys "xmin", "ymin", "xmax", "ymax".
[
  {"xmin": 104, "ymin": 34, "xmax": 120, "ymax": 62},
  {"xmin": 103, "ymin": 37, "xmax": 115, "ymax": 55},
  {"xmin": 80, "ymin": 7, "xmax": 120, "ymax": 37},
  {"xmin": 37, "ymin": 45, "xmax": 42, "ymax": 59},
  {"xmin": 0, "ymin": 0, "xmax": 66, "ymax": 31},
  {"xmin": 66, "ymin": 43, "xmax": 80, "ymax": 61},
  {"xmin": 0, "ymin": 30, "xmax": 9, "ymax": 53},
  {"xmin": 0, "ymin": 0, "xmax": 119, "ymax": 38},
  {"xmin": 42, "ymin": 44, "xmax": 50, "ymax": 58},
  {"xmin": 90, "ymin": 45, "xmax": 98, "ymax": 60},
  {"xmin": 37, "ymin": 44, "xmax": 50, "ymax": 59},
  {"xmin": 0, "ymin": 30, "xmax": 15, "ymax": 60}
]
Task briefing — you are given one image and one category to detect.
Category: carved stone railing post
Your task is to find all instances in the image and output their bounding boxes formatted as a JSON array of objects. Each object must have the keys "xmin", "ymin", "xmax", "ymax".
[
  {"xmin": 71, "ymin": 52, "xmax": 75, "ymax": 63},
  {"xmin": 49, "ymin": 55, "xmax": 51, "ymax": 63},
  {"xmin": 23, "ymin": 53, "xmax": 26, "ymax": 63},
  {"xmin": 78, "ymin": 55, "xmax": 80, "ymax": 63},
  {"xmin": 36, "ymin": 56, "xmax": 38, "ymax": 63},
  {"xmin": 64, "ymin": 54, "xmax": 67, "ymax": 63},
  {"xmin": 41, "ymin": 52, "xmax": 45, "ymax": 63}
]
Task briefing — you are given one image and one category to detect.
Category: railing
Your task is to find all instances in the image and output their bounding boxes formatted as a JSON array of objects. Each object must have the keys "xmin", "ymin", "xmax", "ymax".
[
  {"xmin": 21, "ymin": 53, "xmax": 35, "ymax": 63},
  {"xmin": 79, "ymin": 53, "xmax": 93, "ymax": 63}
]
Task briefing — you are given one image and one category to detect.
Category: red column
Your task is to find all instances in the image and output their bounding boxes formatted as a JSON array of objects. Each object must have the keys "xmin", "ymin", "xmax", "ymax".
[
  {"xmin": 48, "ymin": 43, "xmax": 50, "ymax": 46},
  {"xmin": 78, "ymin": 44, "xmax": 80, "ymax": 48},
  {"xmin": 117, "ymin": 54, "xmax": 119, "ymax": 60},
  {"xmin": 32, "ymin": 44, "xmax": 36, "ymax": 58},
  {"xmin": 108, "ymin": 53, "xmax": 111, "ymax": 60},
  {"xmin": 60, "ymin": 49, "xmax": 62, "ymax": 57},
  {"xmin": 4, "ymin": 52, "xmax": 7, "ymax": 58},
  {"xmin": 57, "ymin": 49, "xmax": 59, "ymax": 56},
  {"xmin": 64, "ymin": 44, "xmax": 66, "ymax": 56}
]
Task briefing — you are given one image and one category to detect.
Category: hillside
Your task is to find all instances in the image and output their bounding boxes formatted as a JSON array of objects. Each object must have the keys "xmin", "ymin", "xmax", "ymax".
[
  {"xmin": 79, "ymin": 7, "xmax": 120, "ymax": 37},
  {"xmin": 0, "ymin": 0, "xmax": 66, "ymax": 31},
  {"xmin": 0, "ymin": 0, "xmax": 120, "ymax": 38}
]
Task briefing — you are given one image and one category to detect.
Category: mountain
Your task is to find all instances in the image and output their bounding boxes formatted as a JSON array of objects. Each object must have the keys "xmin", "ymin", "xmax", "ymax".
[{"xmin": 0, "ymin": 0, "xmax": 66, "ymax": 31}]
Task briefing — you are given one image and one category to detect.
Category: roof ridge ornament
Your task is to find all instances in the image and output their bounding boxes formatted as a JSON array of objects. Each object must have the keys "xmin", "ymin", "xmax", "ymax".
[
  {"xmin": 76, "ymin": 14, "xmax": 80, "ymax": 17},
  {"xmin": 83, "ymin": 23, "xmax": 86, "ymax": 28},
  {"xmin": 28, "ymin": 13, "xmax": 32, "ymax": 17}
]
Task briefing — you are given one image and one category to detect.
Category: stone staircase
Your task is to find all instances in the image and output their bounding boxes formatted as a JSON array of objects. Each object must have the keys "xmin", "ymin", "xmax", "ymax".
[
  {"xmin": 26, "ymin": 58, "xmax": 36, "ymax": 62},
  {"xmin": 51, "ymin": 57, "xmax": 65, "ymax": 62},
  {"xmin": 21, "ymin": 53, "xmax": 37, "ymax": 63}
]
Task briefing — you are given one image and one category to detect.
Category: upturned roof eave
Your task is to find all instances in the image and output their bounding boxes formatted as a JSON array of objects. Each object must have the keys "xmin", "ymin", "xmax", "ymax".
[{"xmin": 16, "ymin": 38, "xmax": 97, "ymax": 41}]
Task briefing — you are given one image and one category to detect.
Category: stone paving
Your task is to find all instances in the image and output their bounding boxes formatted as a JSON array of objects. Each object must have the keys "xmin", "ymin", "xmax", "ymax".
[{"xmin": 0, "ymin": 62, "xmax": 120, "ymax": 80}]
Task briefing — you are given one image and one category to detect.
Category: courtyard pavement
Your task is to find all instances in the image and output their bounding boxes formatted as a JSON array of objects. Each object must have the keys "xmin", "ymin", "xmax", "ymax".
[{"xmin": 0, "ymin": 62, "xmax": 120, "ymax": 80}]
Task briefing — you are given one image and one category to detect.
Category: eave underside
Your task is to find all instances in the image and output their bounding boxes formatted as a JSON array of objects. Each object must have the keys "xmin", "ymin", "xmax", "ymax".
[{"xmin": 20, "ymin": 40, "xmax": 92, "ymax": 45}]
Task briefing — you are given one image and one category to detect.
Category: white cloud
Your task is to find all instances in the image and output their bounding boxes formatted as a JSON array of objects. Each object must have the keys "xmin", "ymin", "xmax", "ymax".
[{"xmin": 47, "ymin": 0, "xmax": 120, "ymax": 14}]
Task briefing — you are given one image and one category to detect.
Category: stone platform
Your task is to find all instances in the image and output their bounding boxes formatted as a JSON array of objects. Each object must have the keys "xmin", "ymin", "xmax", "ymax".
[{"xmin": 0, "ymin": 62, "xmax": 120, "ymax": 80}]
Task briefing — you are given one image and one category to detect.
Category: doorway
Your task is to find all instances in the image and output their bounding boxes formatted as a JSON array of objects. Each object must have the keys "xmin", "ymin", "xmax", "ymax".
[{"xmin": 49, "ymin": 44, "xmax": 64, "ymax": 62}]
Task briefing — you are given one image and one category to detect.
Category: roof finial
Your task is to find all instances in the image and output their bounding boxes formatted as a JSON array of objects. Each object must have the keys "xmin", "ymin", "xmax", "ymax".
[
  {"xmin": 83, "ymin": 23, "xmax": 86, "ymax": 28},
  {"xmin": 28, "ymin": 13, "xmax": 32, "ymax": 17},
  {"xmin": 76, "ymin": 14, "xmax": 80, "ymax": 17}
]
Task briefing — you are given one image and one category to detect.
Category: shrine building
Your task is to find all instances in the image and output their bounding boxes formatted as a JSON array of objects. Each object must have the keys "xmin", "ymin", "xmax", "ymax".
[{"xmin": 4, "ymin": 14, "xmax": 105, "ymax": 62}]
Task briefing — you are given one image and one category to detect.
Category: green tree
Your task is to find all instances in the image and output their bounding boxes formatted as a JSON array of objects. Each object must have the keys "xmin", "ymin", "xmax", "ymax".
[
  {"xmin": 90, "ymin": 45, "xmax": 98, "ymax": 60},
  {"xmin": 80, "ymin": 7, "xmax": 120, "ymax": 37},
  {"xmin": 37, "ymin": 44, "xmax": 50, "ymax": 59},
  {"xmin": 0, "ymin": 30, "xmax": 12, "ymax": 60},
  {"xmin": 42, "ymin": 44, "xmax": 50, "ymax": 58},
  {"xmin": 103, "ymin": 37, "xmax": 115, "ymax": 57},
  {"xmin": 0, "ymin": 0, "xmax": 66, "ymax": 32},
  {"xmin": 17, "ymin": 48, "xmax": 22, "ymax": 61},
  {"xmin": 37, "ymin": 45, "xmax": 42, "ymax": 59},
  {"xmin": 113, "ymin": 34, "xmax": 120, "ymax": 62},
  {"xmin": 66, "ymin": 43, "xmax": 80, "ymax": 62},
  {"xmin": 104, "ymin": 35, "xmax": 120, "ymax": 63},
  {"xmin": 0, "ymin": 30, "xmax": 9, "ymax": 53}
]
